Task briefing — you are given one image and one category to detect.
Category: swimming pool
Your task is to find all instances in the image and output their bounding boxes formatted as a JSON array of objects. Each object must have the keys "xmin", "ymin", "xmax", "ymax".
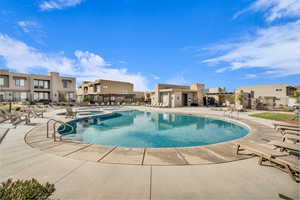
[{"xmin": 59, "ymin": 110, "xmax": 249, "ymax": 148}]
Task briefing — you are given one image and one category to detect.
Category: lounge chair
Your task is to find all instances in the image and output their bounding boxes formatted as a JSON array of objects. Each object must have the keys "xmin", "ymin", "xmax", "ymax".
[
  {"xmin": 282, "ymin": 130, "xmax": 300, "ymax": 136},
  {"xmin": 0, "ymin": 109, "xmax": 30, "ymax": 125},
  {"xmin": 283, "ymin": 134, "xmax": 300, "ymax": 143},
  {"xmin": 273, "ymin": 123, "xmax": 299, "ymax": 130},
  {"xmin": 269, "ymin": 141, "xmax": 300, "ymax": 153},
  {"xmin": 236, "ymin": 142, "xmax": 299, "ymax": 181},
  {"xmin": 275, "ymin": 126, "xmax": 300, "ymax": 137},
  {"xmin": 28, "ymin": 108, "xmax": 44, "ymax": 118},
  {"xmin": 65, "ymin": 107, "xmax": 77, "ymax": 119},
  {"xmin": 276, "ymin": 126, "xmax": 300, "ymax": 133},
  {"xmin": 11, "ymin": 112, "xmax": 30, "ymax": 125}
]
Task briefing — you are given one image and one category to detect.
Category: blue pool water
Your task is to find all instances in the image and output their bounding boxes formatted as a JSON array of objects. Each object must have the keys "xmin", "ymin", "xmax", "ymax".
[{"xmin": 59, "ymin": 110, "xmax": 249, "ymax": 148}]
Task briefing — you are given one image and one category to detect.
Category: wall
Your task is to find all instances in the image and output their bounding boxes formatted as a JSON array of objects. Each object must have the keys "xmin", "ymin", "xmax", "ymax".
[{"xmin": 237, "ymin": 84, "xmax": 291, "ymax": 106}]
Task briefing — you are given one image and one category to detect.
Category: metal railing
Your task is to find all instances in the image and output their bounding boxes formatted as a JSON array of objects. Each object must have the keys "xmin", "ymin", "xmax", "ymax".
[
  {"xmin": 46, "ymin": 119, "xmax": 74, "ymax": 141},
  {"xmin": 223, "ymin": 110, "xmax": 240, "ymax": 120}
]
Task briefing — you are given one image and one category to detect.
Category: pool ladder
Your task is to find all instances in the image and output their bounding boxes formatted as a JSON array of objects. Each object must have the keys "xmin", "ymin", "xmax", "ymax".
[{"xmin": 46, "ymin": 119, "xmax": 74, "ymax": 142}]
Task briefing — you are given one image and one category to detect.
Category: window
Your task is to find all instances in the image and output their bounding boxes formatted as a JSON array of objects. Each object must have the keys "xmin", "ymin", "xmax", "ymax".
[
  {"xmin": 33, "ymin": 92, "xmax": 49, "ymax": 100},
  {"xmin": 62, "ymin": 80, "xmax": 70, "ymax": 88},
  {"xmin": 0, "ymin": 78, "xmax": 4, "ymax": 86},
  {"xmin": 39, "ymin": 80, "xmax": 44, "ymax": 87},
  {"xmin": 34, "ymin": 80, "xmax": 50, "ymax": 89},
  {"xmin": 103, "ymin": 85, "xmax": 108, "ymax": 89},
  {"xmin": 13, "ymin": 92, "xmax": 27, "ymax": 101},
  {"xmin": 275, "ymin": 89, "xmax": 282, "ymax": 92},
  {"xmin": 20, "ymin": 92, "xmax": 27, "ymax": 100},
  {"xmin": 69, "ymin": 93, "xmax": 74, "ymax": 99},
  {"xmin": 15, "ymin": 78, "xmax": 25, "ymax": 87},
  {"xmin": 34, "ymin": 80, "xmax": 39, "ymax": 88},
  {"xmin": 44, "ymin": 81, "xmax": 48, "ymax": 89},
  {"xmin": 97, "ymin": 85, "xmax": 101, "ymax": 92}
]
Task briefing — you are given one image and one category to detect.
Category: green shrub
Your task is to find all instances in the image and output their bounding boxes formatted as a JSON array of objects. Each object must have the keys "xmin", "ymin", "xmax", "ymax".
[
  {"xmin": 29, "ymin": 101, "xmax": 36, "ymax": 105},
  {"xmin": 0, "ymin": 178, "xmax": 55, "ymax": 200}
]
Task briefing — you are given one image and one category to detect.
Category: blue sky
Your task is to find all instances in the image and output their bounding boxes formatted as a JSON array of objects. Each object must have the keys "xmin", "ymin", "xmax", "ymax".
[{"xmin": 0, "ymin": 0, "xmax": 299, "ymax": 91}]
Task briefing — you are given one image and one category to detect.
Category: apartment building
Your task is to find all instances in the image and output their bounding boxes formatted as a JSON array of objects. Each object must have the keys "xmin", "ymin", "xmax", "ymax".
[
  {"xmin": 0, "ymin": 69, "xmax": 76, "ymax": 102},
  {"xmin": 77, "ymin": 79, "xmax": 144, "ymax": 103},
  {"xmin": 236, "ymin": 84, "xmax": 296, "ymax": 109},
  {"xmin": 150, "ymin": 83, "xmax": 205, "ymax": 107}
]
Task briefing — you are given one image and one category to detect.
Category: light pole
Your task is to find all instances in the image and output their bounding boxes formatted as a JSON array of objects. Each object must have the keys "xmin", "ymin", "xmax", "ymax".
[{"xmin": 9, "ymin": 92, "xmax": 12, "ymax": 113}]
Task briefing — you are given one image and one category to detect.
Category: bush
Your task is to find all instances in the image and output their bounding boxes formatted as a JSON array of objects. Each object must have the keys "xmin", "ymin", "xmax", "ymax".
[
  {"xmin": 0, "ymin": 178, "xmax": 55, "ymax": 200},
  {"xmin": 83, "ymin": 96, "xmax": 93, "ymax": 103},
  {"xmin": 29, "ymin": 101, "xmax": 36, "ymax": 105}
]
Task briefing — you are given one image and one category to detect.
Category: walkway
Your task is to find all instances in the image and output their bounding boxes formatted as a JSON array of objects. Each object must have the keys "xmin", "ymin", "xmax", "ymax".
[{"xmin": 0, "ymin": 107, "xmax": 299, "ymax": 199}]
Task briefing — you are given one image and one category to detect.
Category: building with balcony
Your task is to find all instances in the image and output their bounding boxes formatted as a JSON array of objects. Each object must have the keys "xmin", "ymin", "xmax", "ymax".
[
  {"xmin": 0, "ymin": 69, "xmax": 76, "ymax": 102},
  {"xmin": 77, "ymin": 79, "xmax": 145, "ymax": 103}
]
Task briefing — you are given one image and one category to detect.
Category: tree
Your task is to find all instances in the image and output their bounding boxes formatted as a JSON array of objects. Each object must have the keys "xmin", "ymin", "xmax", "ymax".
[
  {"xmin": 224, "ymin": 94, "xmax": 235, "ymax": 104},
  {"xmin": 236, "ymin": 91, "xmax": 245, "ymax": 105},
  {"xmin": 83, "ymin": 95, "xmax": 93, "ymax": 103},
  {"xmin": 291, "ymin": 91, "xmax": 300, "ymax": 104}
]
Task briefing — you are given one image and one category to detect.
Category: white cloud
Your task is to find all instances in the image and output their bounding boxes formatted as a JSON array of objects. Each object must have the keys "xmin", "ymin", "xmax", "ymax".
[
  {"xmin": 234, "ymin": 0, "xmax": 300, "ymax": 22},
  {"xmin": 40, "ymin": 0, "xmax": 84, "ymax": 11},
  {"xmin": 203, "ymin": 20, "xmax": 300, "ymax": 77},
  {"xmin": 0, "ymin": 34, "xmax": 148, "ymax": 91},
  {"xmin": 215, "ymin": 67, "xmax": 227, "ymax": 73},
  {"xmin": 17, "ymin": 21, "xmax": 38, "ymax": 33},
  {"xmin": 17, "ymin": 21, "xmax": 46, "ymax": 44},
  {"xmin": 244, "ymin": 74, "xmax": 257, "ymax": 79},
  {"xmin": 167, "ymin": 75, "xmax": 189, "ymax": 85},
  {"xmin": 151, "ymin": 74, "xmax": 160, "ymax": 80}
]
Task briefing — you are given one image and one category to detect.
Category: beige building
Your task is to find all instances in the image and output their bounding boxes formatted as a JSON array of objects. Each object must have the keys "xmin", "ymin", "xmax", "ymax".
[
  {"xmin": 150, "ymin": 83, "xmax": 205, "ymax": 107},
  {"xmin": 77, "ymin": 79, "xmax": 144, "ymax": 103},
  {"xmin": 0, "ymin": 69, "xmax": 76, "ymax": 102},
  {"xmin": 205, "ymin": 87, "xmax": 234, "ymax": 106},
  {"xmin": 236, "ymin": 84, "xmax": 296, "ymax": 109}
]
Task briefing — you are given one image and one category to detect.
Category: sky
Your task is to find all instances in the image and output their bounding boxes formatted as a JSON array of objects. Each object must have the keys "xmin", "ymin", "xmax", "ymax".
[{"xmin": 0, "ymin": 0, "xmax": 299, "ymax": 91}]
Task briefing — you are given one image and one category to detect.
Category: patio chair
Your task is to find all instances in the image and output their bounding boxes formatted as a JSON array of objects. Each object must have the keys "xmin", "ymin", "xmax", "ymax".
[
  {"xmin": 283, "ymin": 134, "xmax": 300, "ymax": 144},
  {"xmin": 269, "ymin": 141, "xmax": 300, "ymax": 153},
  {"xmin": 162, "ymin": 103, "xmax": 169, "ymax": 108},
  {"xmin": 11, "ymin": 111, "xmax": 30, "ymax": 125},
  {"xmin": 0, "ymin": 109, "xmax": 30, "ymax": 125},
  {"xmin": 275, "ymin": 124, "xmax": 300, "ymax": 136},
  {"xmin": 276, "ymin": 126, "xmax": 300, "ymax": 133},
  {"xmin": 235, "ymin": 142, "xmax": 299, "ymax": 181},
  {"xmin": 65, "ymin": 107, "xmax": 77, "ymax": 119},
  {"xmin": 0, "ymin": 109, "xmax": 18, "ymax": 121},
  {"xmin": 27, "ymin": 108, "xmax": 44, "ymax": 118},
  {"xmin": 282, "ymin": 130, "xmax": 300, "ymax": 136},
  {"xmin": 273, "ymin": 123, "xmax": 299, "ymax": 131}
]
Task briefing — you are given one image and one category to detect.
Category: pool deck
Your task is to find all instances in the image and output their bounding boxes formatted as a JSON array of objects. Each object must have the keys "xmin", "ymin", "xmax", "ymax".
[{"xmin": 0, "ymin": 106, "xmax": 299, "ymax": 199}]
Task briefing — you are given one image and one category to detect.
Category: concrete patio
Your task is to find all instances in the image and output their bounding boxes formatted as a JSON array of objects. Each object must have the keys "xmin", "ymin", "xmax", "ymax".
[{"xmin": 0, "ymin": 107, "xmax": 299, "ymax": 199}]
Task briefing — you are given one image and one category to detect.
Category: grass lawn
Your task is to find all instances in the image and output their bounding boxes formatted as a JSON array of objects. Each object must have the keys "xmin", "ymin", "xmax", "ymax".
[
  {"xmin": 0, "ymin": 104, "xmax": 22, "ymax": 111},
  {"xmin": 250, "ymin": 112, "xmax": 298, "ymax": 121}
]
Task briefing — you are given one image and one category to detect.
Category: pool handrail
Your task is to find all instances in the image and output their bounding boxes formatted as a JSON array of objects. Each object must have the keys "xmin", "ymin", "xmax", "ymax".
[{"xmin": 46, "ymin": 119, "xmax": 74, "ymax": 141}]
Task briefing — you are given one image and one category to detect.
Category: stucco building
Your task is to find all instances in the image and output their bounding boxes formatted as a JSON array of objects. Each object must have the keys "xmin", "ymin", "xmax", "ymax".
[
  {"xmin": 0, "ymin": 69, "xmax": 76, "ymax": 102},
  {"xmin": 150, "ymin": 83, "xmax": 205, "ymax": 107},
  {"xmin": 77, "ymin": 79, "xmax": 144, "ymax": 103},
  {"xmin": 236, "ymin": 84, "xmax": 296, "ymax": 109}
]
